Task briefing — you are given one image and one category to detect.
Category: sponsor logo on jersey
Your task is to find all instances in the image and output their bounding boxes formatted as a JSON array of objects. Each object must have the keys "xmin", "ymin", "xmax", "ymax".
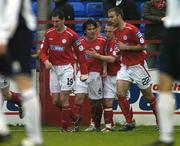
[
  {"xmin": 48, "ymin": 38, "xmax": 53, "ymax": 40},
  {"xmin": 62, "ymin": 39, "xmax": 67, "ymax": 44},
  {"xmin": 140, "ymin": 38, "xmax": 145, "ymax": 44},
  {"xmin": 136, "ymin": 31, "xmax": 143, "ymax": 38},
  {"xmin": 79, "ymin": 45, "xmax": 84, "ymax": 51},
  {"xmin": 50, "ymin": 45, "xmax": 64, "ymax": 51},
  {"xmin": 95, "ymin": 45, "xmax": 100, "ymax": 50}
]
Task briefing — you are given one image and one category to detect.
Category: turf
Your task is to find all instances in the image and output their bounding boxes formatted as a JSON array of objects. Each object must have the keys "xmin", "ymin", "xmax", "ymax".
[{"xmin": 1, "ymin": 126, "xmax": 180, "ymax": 146}]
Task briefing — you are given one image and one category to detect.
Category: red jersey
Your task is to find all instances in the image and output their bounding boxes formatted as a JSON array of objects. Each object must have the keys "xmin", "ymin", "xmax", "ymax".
[
  {"xmin": 114, "ymin": 23, "xmax": 146, "ymax": 66},
  {"xmin": 40, "ymin": 27, "xmax": 87, "ymax": 74},
  {"xmin": 106, "ymin": 39, "xmax": 121, "ymax": 76},
  {"xmin": 80, "ymin": 36, "xmax": 106, "ymax": 73}
]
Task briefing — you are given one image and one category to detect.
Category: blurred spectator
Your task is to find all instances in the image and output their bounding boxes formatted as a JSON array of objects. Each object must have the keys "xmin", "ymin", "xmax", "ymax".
[
  {"xmin": 54, "ymin": 0, "xmax": 75, "ymax": 29},
  {"xmin": 103, "ymin": 0, "xmax": 141, "ymax": 23},
  {"xmin": 143, "ymin": 0, "xmax": 166, "ymax": 68}
]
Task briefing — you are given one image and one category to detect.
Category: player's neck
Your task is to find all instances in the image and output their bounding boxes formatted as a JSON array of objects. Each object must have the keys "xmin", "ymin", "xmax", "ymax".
[
  {"xmin": 118, "ymin": 21, "xmax": 125, "ymax": 30},
  {"xmin": 85, "ymin": 36, "xmax": 96, "ymax": 41},
  {"xmin": 56, "ymin": 25, "xmax": 66, "ymax": 33}
]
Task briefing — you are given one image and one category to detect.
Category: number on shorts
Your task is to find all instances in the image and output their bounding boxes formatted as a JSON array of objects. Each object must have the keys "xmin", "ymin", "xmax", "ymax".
[
  {"xmin": 142, "ymin": 76, "xmax": 150, "ymax": 86},
  {"xmin": 67, "ymin": 78, "xmax": 73, "ymax": 86}
]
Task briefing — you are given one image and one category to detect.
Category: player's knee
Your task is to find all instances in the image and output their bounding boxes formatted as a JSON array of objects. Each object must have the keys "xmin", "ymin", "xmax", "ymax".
[
  {"xmin": 104, "ymin": 99, "xmax": 113, "ymax": 108},
  {"xmin": 2, "ymin": 91, "xmax": 11, "ymax": 100},
  {"xmin": 91, "ymin": 100, "xmax": 102, "ymax": 107},
  {"xmin": 116, "ymin": 91, "xmax": 126, "ymax": 98},
  {"xmin": 75, "ymin": 97, "xmax": 84, "ymax": 106}
]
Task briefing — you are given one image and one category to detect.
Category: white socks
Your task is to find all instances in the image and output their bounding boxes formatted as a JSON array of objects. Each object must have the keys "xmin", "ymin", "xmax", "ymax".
[
  {"xmin": 21, "ymin": 88, "xmax": 43, "ymax": 144},
  {"xmin": 0, "ymin": 91, "xmax": 9, "ymax": 135},
  {"xmin": 158, "ymin": 92, "xmax": 175, "ymax": 143}
]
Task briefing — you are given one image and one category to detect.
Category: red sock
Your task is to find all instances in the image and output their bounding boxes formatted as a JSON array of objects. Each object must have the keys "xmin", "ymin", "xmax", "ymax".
[
  {"xmin": 93, "ymin": 105, "xmax": 103, "ymax": 129},
  {"xmin": 104, "ymin": 107, "xmax": 113, "ymax": 126},
  {"xmin": 118, "ymin": 97, "xmax": 133, "ymax": 124},
  {"xmin": 10, "ymin": 91, "xmax": 21, "ymax": 106},
  {"xmin": 61, "ymin": 106, "xmax": 72, "ymax": 129},
  {"xmin": 72, "ymin": 104, "xmax": 81, "ymax": 120},
  {"xmin": 90, "ymin": 105, "xmax": 95, "ymax": 125},
  {"xmin": 148, "ymin": 96, "xmax": 158, "ymax": 125}
]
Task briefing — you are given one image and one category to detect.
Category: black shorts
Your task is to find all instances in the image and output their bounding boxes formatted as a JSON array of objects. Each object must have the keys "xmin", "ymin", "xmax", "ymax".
[
  {"xmin": 0, "ymin": 25, "xmax": 32, "ymax": 76},
  {"xmin": 159, "ymin": 27, "xmax": 180, "ymax": 80}
]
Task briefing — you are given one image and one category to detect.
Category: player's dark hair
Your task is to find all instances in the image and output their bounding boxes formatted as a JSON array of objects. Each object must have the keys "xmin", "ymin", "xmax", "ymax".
[
  {"xmin": 108, "ymin": 7, "xmax": 124, "ymax": 18},
  {"xmin": 51, "ymin": 9, "xmax": 65, "ymax": 20},
  {"xmin": 96, "ymin": 20, "xmax": 102, "ymax": 27},
  {"xmin": 83, "ymin": 19, "xmax": 97, "ymax": 32}
]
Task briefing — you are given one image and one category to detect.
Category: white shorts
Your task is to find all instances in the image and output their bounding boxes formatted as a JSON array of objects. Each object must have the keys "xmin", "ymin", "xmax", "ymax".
[
  {"xmin": 50, "ymin": 64, "xmax": 74, "ymax": 93},
  {"xmin": 74, "ymin": 71, "xmax": 103, "ymax": 100},
  {"xmin": 104, "ymin": 75, "xmax": 130, "ymax": 99},
  {"xmin": 0, "ymin": 75, "xmax": 9, "ymax": 89},
  {"xmin": 116, "ymin": 62, "xmax": 152, "ymax": 89}
]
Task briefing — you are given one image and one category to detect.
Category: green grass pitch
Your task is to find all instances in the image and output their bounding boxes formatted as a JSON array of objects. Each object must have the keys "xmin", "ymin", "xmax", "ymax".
[{"xmin": 1, "ymin": 126, "xmax": 180, "ymax": 146}]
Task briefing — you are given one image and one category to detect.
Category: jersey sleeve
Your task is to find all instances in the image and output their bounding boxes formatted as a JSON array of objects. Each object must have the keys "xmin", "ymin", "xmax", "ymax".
[
  {"xmin": 72, "ymin": 33, "xmax": 88, "ymax": 75},
  {"xmin": 132, "ymin": 27, "xmax": 145, "ymax": 45},
  {"xmin": 40, "ymin": 32, "xmax": 49, "ymax": 63}
]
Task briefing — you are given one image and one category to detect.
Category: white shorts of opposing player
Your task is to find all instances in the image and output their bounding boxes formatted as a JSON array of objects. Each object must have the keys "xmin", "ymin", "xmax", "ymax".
[
  {"xmin": 74, "ymin": 71, "xmax": 103, "ymax": 100},
  {"xmin": 117, "ymin": 62, "xmax": 152, "ymax": 89},
  {"xmin": 50, "ymin": 64, "xmax": 75, "ymax": 93}
]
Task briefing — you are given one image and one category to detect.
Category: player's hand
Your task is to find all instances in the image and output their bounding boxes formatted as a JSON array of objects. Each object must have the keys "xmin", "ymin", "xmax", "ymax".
[
  {"xmin": 80, "ymin": 74, "xmax": 88, "ymax": 82},
  {"xmin": 44, "ymin": 60, "xmax": 52, "ymax": 70},
  {"xmin": 102, "ymin": 70, "xmax": 107, "ymax": 78},
  {"xmin": 31, "ymin": 50, "xmax": 40, "ymax": 59},
  {"xmin": 161, "ymin": 17, "xmax": 166, "ymax": 21},
  {"xmin": 85, "ymin": 49, "xmax": 98, "ymax": 57},
  {"xmin": 0, "ymin": 43, "xmax": 7, "ymax": 55},
  {"xmin": 118, "ymin": 42, "xmax": 128, "ymax": 50}
]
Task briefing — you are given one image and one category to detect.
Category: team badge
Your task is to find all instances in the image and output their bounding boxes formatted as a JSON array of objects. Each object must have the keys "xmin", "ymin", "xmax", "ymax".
[
  {"xmin": 123, "ymin": 35, "xmax": 128, "ymax": 40},
  {"xmin": 112, "ymin": 50, "xmax": 117, "ymax": 56},
  {"xmin": 62, "ymin": 39, "xmax": 67, "ymax": 44},
  {"xmin": 140, "ymin": 38, "xmax": 144, "ymax": 44},
  {"xmin": 95, "ymin": 45, "xmax": 100, "ymax": 50}
]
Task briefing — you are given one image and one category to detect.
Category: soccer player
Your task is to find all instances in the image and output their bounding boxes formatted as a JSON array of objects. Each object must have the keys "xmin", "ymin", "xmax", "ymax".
[
  {"xmin": 0, "ymin": 76, "xmax": 24, "ymax": 119},
  {"xmin": 72, "ymin": 20, "xmax": 106, "ymax": 132},
  {"xmin": 148, "ymin": 0, "xmax": 180, "ymax": 146},
  {"xmin": 107, "ymin": 7, "xmax": 158, "ymax": 131},
  {"xmin": 86, "ymin": 22, "xmax": 121, "ymax": 131},
  {"xmin": 40, "ymin": 9, "xmax": 88, "ymax": 131},
  {"xmin": 0, "ymin": 0, "xmax": 43, "ymax": 146}
]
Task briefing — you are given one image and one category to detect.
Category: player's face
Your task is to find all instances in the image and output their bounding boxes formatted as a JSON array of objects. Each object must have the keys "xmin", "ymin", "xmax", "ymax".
[
  {"xmin": 108, "ymin": 11, "xmax": 120, "ymax": 27},
  {"xmin": 105, "ymin": 25, "xmax": 114, "ymax": 40},
  {"xmin": 52, "ymin": 16, "xmax": 64, "ymax": 31},
  {"xmin": 85, "ymin": 24, "xmax": 97, "ymax": 39}
]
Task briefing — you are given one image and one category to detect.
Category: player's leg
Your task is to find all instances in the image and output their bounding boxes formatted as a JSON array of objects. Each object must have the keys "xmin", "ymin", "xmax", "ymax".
[
  {"xmin": 8, "ymin": 26, "xmax": 43, "ymax": 146},
  {"xmin": 141, "ymin": 86, "xmax": 158, "ymax": 125},
  {"xmin": 102, "ymin": 98, "xmax": 114, "ymax": 132},
  {"xmin": 59, "ymin": 64, "xmax": 74, "ymax": 131},
  {"xmin": 1, "ymin": 83, "xmax": 24, "ymax": 119},
  {"xmin": 0, "ymin": 90, "xmax": 11, "ymax": 142},
  {"xmin": 14, "ymin": 75, "xmax": 43, "ymax": 146},
  {"xmin": 116, "ymin": 80, "xmax": 135, "ymax": 131},
  {"xmin": 102, "ymin": 76, "xmax": 116, "ymax": 132},
  {"xmin": 116, "ymin": 66, "xmax": 135, "ymax": 131},
  {"xmin": 88, "ymin": 73, "xmax": 103, "ymax": 131},
  {"xmin": 146, "ymin": 27, "xmax": 179, "ymax": 146},
  {"xmin": 73, "ymin": 71, "xmax": 88, "ymax": 132}
]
